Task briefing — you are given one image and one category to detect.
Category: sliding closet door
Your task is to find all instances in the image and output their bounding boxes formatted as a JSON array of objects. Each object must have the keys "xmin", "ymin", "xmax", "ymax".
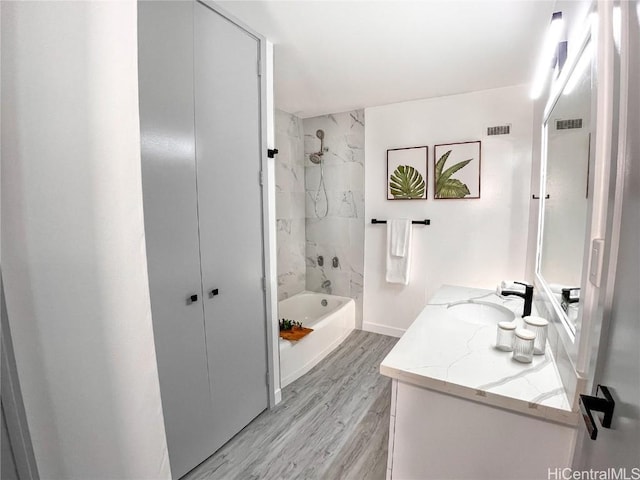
[
  {"xmin": 194, "ymin": 1, "xmax": 268, "ymax": 451},
  {"xmin": 138, "ymin": 3, "xmax": 215, "ymax": 478}
]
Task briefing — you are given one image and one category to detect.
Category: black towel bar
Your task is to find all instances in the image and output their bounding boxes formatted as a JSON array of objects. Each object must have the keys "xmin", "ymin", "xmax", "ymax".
[{"xmin": 371, "ymin": 219, "xmax": 430, "ymax": 225}]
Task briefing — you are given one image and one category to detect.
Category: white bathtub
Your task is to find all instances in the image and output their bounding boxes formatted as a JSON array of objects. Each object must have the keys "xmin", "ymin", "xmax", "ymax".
[{"xmin": 278, "ymin": 291, "xmax": 355, "ymax": 388}]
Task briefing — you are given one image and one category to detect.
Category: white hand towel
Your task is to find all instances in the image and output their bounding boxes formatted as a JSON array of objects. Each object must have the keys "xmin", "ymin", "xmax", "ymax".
[
  {"xmin": 390, "ymin": 218, "xmax": 410, "ymax": 257},
  {"xmin": 386, "ymin": 219, "xmax": 412, "ymax": 285}
]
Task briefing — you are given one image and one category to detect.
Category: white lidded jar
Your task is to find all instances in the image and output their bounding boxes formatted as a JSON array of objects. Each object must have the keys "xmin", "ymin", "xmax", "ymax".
[
  {"xmin": 523, "ymin": 316, "xmax": 549, "ymax": 355},
  {"xmin": 496, "ymin": 321, "xmax": 517, "ymax": 351},
  {"xmin": 513, "ymin": 328, "xmax": 536, "ymax": 363}
]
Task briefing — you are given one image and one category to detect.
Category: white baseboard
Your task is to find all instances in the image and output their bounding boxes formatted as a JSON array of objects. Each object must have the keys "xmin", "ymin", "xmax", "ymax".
[{"xmin": 362, "ymin": 321, "xmax": 405, "ymax": 338}]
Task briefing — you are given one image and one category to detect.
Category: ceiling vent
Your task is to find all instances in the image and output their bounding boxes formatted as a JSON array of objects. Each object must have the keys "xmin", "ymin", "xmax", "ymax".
[
  {"xmin": 487, "ymin": 125, "xmax": 511, "ymax": 136},
  {"xmin": 556, "ymin": 118, "xmax": 583, "ymax": 130}
]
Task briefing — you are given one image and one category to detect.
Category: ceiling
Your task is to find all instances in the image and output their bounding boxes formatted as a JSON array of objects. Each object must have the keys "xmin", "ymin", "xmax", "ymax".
[{"xmin": 218, "ymin": 0, "xmax": 556, "ymax": 118}]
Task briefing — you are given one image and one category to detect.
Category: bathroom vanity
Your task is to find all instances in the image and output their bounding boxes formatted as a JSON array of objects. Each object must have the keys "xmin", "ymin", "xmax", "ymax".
[{"xmin": 380, "ymin": 285, "xmax": 579, "ymax": 480}]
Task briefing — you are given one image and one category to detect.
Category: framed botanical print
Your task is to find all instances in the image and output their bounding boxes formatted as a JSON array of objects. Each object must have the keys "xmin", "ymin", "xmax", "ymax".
[
  {"xmin": 387, "ymin": 146, "xmax": 428, "ymax": 200},
  {"xmin": 433, "ymin": 141, "xmax": 481, "ymax": 199}
]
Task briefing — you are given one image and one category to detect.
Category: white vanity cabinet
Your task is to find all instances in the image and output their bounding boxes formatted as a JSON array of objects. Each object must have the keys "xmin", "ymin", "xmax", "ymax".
[
  {"xmin": 381, "ymin": 285, "xmax": 578, "ymax": 480},
  {"xmin": 387, "ymin": 380, "xmax": 575, "ymax": 479},
  {"xmin": 138, "ymin": 2, "xmax": 269, "ymax": 478}
]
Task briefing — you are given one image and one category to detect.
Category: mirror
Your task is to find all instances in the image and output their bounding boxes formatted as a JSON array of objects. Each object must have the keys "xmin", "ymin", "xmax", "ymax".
[{"xmin": 538, "ymin": 39, "xmax": 594, "ymax": 334}]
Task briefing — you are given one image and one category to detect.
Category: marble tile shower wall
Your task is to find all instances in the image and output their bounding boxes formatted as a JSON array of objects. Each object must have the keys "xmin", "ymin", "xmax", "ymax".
[
  {"xmin": 275, "ymin": 110, "xmax": 306, "ymax": 301},
  {"xmin": 303, "ymin": 110, "xmax": 365, "ymax": 327}
]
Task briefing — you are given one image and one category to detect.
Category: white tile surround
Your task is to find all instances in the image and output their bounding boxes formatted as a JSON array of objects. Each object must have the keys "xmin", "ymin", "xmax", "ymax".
[
  {"xmin": 381, "ymin": 285, "xmax": 579, "ymax": 425},
  {"xmin": 304, "ymin": 111, "xmax": 365, "ymax": 326},
  {"xmin": 275, "ymin": 109, "xmax": 365, "ymax": 326},
  {"xmin": 275, "ymin": 110, "xmax": 306, "ymax": 301}
]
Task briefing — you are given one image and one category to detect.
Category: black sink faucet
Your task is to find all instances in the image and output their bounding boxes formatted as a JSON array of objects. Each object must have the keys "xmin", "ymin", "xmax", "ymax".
[
  {"xmin": 501, "ymin": 281, "xmax": 533, "ymax": 317},
  {"xmin": 561, "ymin": 287, "xmax": 580, "ymax": 313}
]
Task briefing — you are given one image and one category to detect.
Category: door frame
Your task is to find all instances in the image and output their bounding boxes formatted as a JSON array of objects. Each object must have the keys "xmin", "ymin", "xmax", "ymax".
[
  {"xmin": 576, "ymin": 0, "xmax": 622, "ymax": 396},
  {"xmin": 197, "ymin": 0, "xmax": 281, "ymax": 407},
  {"xmin": 572, "ymin": 0, "xmax": 635, "ymax": 465}
]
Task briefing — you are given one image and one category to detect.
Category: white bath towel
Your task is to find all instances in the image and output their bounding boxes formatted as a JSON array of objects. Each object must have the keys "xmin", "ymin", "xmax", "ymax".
[{"xmin": 386, "ymin": 219, "xmax": 412, "ymax": 285}]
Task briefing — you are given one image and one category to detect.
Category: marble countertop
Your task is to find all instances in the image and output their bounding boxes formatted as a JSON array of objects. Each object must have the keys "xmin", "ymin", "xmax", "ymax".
[{"xmin": 380, "ymin": 285, "xmax": 579, "ymax": 426}]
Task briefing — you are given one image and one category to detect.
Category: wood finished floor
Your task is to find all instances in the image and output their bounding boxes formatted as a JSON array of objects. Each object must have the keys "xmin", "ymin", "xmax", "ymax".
[{"xmin": 183, "ymin": 330, "xmax": 398, "ymax": 480}]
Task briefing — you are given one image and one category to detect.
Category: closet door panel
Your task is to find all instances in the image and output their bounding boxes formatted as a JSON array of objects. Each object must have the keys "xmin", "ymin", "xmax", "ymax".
[
  {"xmin": 194, "ymin": 1, "xmax": 268, "ymax": 451},
  {"xmin": 138, "ymin": 2, "xmax": 215, "ymax": 477}
]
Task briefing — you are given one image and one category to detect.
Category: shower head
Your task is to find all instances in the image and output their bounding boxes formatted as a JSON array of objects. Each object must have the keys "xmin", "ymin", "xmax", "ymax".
[{"xmin": 310, "ymin": 129, "xmax": 326, "ymax": 164}]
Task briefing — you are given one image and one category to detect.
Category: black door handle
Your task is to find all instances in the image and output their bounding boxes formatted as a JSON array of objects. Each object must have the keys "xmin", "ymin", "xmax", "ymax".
[
  {"xmin": 189, "ymin": 294, "xmax": 198, "ymax": 303},
  {"xmin": 210, "ymin": 288, "xmax": 219, "ymax": 297},
  {"xmin": 579, "ymin": 385, "xmax": 615, "ymax": 440}
]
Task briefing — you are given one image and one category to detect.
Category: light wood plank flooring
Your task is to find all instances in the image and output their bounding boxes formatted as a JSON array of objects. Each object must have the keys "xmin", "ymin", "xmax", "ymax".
[{"xmin": 183, "ymin": 330, "xmax": 397, "ymax": 480}]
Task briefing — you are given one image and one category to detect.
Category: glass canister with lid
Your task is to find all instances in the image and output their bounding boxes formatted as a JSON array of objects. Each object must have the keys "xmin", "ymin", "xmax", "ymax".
[
  {"xmin": 523, "ymin": 315, "xmax": 549, "ymax": 355},
  {"xmin": 513, "ymin": 328, "xmax": 536, "ymax": 363}
]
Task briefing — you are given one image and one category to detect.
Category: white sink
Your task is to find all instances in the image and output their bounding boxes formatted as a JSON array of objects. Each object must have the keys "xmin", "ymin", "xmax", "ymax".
[{"xmin": 446, "ymin": 300, "xmax": 515, "ymax": 326}]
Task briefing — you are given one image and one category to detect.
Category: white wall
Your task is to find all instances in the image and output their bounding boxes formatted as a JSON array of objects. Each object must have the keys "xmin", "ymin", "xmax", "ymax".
[
  {"xmin": 1, "ymin": 2, "xmax": 171, "ymax": 478},
  {"xmin": 363, "ymin": 85, "xmax": 532, "ymax": 336}
]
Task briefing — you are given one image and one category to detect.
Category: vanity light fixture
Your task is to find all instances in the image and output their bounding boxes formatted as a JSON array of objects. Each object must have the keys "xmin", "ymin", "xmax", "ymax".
[{"xmin": 530, "ymin": 11, "xmax": 565, "ymax": 100}]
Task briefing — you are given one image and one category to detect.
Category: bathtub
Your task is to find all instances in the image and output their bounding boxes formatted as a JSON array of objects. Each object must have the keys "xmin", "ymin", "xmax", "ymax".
[{"xmin": 278, "ymin": 291, "xmax": 355, "ymax": 388}]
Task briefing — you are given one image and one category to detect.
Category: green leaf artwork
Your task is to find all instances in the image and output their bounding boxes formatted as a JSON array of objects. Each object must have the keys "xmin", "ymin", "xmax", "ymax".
[
  {"xmin": 389, "ymin": 165, "xmax": 426, "ymax": 199},
  {"xmin": 435, "ymin": 150, "xmax": 472, "ymax": 198}
]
